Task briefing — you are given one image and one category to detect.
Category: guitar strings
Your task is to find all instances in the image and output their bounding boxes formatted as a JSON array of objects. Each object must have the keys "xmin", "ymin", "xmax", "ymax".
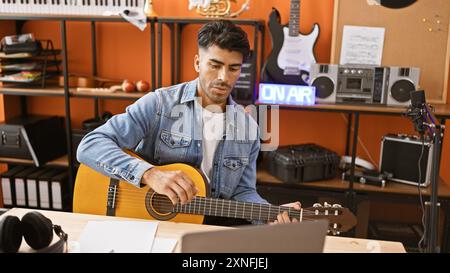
[
  {"xmin": 107, "ymin": 193, "xmax": 338, "ymax": 217},
  {"xmin": 109, "ymin": 192, "xmax": 337, "ymax": 216},
  {"xmin": 110, "ymin": 193, "xmax": 324, "ymax": 215},
  {"xmin": 105, "ymin": 195, "xmax": 340, "ymax": 223},
  {"xmin": 104, "ymin": 186, "xmax": 321, "ymax": 214},
  {"xmin": 106, "ymin": 187, "xmax": 342, "ymax": 213},
  {"xmin": 103, "ymin": 196, "xmax": 322, "ymax": 222}
]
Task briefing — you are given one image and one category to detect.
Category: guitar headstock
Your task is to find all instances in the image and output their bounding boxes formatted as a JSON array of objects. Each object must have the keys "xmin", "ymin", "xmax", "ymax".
[{"xmin": 304, "ymin": 202, "xmax": 357, "ymax": 235}]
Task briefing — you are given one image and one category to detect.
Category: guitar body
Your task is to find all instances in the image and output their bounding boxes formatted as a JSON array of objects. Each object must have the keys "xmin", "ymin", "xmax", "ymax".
[
  {"xmin": 262, "ymin": 7, "xmax": 320, "ymax": 86},
  {"xmin": 73, "ymin": 162, "xmax": 207, "ymax": 224},
  {"xmin": 73, "ymin": 152, "xmax": 357, "ymax": 233}
]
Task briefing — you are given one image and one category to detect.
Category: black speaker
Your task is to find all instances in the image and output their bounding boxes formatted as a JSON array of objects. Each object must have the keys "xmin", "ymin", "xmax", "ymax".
[
  {"xmin": 309, "ymin": 64, "xmax": 338, "ymax": 104},
  {"xmin": 232, "ymin": 51, "xmax": 255, "ymax": 106},
  {"xmin": 0, "ymin": 115, "xmax": 67, "ymax": 167},
  {"xmin": 386, "ymin": 67, "xmax": 420, "ymax": 106}
]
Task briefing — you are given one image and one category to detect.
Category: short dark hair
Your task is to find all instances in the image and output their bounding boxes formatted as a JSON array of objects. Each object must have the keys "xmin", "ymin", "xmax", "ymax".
[{"xmin": 198, "ymin": 20, "xmax": 250, "ymax": 61}]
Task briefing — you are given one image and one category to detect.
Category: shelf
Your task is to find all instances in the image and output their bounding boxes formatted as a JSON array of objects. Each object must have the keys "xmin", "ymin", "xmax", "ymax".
[
  {"xmin": 0, "ymin": 86, "xmax": 65, "ymax": 96},
  {"xmin": 157, "ymin": 17, "xmax": 264, "ymax": 26},
  {"xmin": 257, "ymin": 169, "xmax": 350, "ymax": 191},
  {"xmin": 0, "ymin": 49, "xmax": 61, "ymax": 59},
  {"xmin": 70, "ymin": 89, "xmax": 147, "ymax": 100},
  {"xmin": 0, "ymin": 154, "xmax": 69, "ymax": 167},
  {"xmin": 0, "ymin": 86, "xmax": 152, "ymax": 100},
  {"xmin": 257, "ymin": 169, "xmax": 450, "ymax": 198},
  {"xmin": 255, "ymin": 101, "xmax": 450, "ymax": 119},
  {"xmin": 0, "ymin": 60, "xmax": 62, "ymax": 72}
]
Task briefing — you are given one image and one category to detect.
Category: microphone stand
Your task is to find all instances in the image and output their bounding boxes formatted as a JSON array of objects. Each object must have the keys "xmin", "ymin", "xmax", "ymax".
[
  {"xmin": 423, "ymin": 104, "xmax": 444, "ymax": 253},
  {"xmin": 406, "ymin": 90, "xmax": 444, "ymax": 253}
]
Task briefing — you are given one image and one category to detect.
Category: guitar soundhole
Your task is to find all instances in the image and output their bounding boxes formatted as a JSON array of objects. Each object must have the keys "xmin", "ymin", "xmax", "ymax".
[{"xmin": 145, "ymin": 190, "xmax": 177, "ymax": 221}]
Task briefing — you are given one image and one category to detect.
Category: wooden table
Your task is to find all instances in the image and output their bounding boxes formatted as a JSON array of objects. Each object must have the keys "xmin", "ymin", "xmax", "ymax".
[{"xmin": 1, "ymin": 208, "xmax": 405, "ymax": 253}]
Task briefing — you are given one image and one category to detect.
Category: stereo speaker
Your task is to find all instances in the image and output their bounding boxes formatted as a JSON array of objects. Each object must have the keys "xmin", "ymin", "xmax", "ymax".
[
  {"xmin": 309, "ymin": 64, "xmax": 339, "ymax": 104},
  {"xmin": 386, "ymin": 67, "xmax": 420, "ymax": 106}
]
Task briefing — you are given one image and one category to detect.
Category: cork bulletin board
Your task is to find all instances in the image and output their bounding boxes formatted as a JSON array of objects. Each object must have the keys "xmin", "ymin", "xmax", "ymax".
[{"xmin": 330, "ymin": 0, "xmax": 450, "ymax": 103}]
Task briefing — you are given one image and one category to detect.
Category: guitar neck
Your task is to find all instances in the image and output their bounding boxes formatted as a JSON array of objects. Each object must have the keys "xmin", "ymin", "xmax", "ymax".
[
  {"xmin": 173, "ymin": 197, "xmax": 302, "ymax": 223},
  {"xmin": 289, "ymin": 0, "xmax": 301, "ymax": 37}
]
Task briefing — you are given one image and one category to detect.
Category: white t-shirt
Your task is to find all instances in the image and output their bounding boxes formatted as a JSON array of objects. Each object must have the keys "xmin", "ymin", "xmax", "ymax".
[{"xmin": 200, "ymin": 106, "xmax": 225, "ymax": 183}]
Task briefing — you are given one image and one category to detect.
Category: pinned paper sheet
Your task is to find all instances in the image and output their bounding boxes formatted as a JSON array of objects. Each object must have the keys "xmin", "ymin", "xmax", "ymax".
[
  {"xmin": 340, "ymin": 25, "xmax": 385, "ymax": 65},
  {"xmin": 79, "ymin": 221, "xmax": 159, "ymax": 253}
]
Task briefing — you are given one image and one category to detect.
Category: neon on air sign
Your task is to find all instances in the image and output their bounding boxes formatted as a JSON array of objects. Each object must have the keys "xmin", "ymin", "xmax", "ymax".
[{"xmin": 258, "ymin": 83, "xmax": 316, "ymax": 106}]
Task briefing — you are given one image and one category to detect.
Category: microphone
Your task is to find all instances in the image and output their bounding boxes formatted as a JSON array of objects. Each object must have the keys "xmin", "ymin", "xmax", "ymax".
[
  {"xmin": 405, "ymin": 90, "xmax": 427, "ymax": 134},
  {"xmin": 410, "ymin": 89, "xmax": 426, "ymax": 108}
]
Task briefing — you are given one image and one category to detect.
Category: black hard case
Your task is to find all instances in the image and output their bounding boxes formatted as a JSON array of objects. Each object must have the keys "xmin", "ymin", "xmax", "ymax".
[{"xmin": 265, "ymin": 144, "xmax": 340, "ymax": 183}]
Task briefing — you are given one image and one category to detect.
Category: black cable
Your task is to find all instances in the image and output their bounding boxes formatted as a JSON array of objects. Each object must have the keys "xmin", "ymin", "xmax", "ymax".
[{"xmin": 417, "ymin": 134, "xmax": 426, "ymax": 252}]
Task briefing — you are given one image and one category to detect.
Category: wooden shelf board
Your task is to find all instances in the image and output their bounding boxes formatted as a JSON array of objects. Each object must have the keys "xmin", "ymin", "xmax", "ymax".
[
  {"xmin": 70, "ymin": 89, "xmax": 147, "ymax": 100},
  {"xmin": 0, "ymin": 155, "xmax": 69, "ymax": 167},
  {"xmin": 257, "ymin": 169, "xmax": 450, "ymax": 198},
  {"xmin": 255, "ymin": 101, "xmax": 450, "ymax": 118},
  {"xmin": 0, "ymin": 86, "xmax": 65, "ymax": 96}
]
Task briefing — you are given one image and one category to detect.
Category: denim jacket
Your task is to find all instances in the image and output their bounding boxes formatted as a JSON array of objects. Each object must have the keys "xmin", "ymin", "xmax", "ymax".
[{"xmin": 76, "ymin": 78, "xmax": 269, "ymax": 205}]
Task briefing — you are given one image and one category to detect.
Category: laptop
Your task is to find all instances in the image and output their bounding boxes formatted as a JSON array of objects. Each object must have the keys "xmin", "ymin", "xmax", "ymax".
[{"xmin": 180, "ymin": 220, "xmax": 329, "ymax": 253}]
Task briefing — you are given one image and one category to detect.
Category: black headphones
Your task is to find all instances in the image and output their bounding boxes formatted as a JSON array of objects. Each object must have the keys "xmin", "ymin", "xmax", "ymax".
[{"xmin": 0, "ymin": 211, "xmax": 68, "ymax": 253}]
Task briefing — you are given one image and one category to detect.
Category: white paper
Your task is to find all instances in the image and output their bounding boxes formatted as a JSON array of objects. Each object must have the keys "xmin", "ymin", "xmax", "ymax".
[
  {"xmin": 79, "ymin": 221, "xmax": 159, "ymax": 253},
  {"xmin": 340, "ymin": 25, "xmax": 385, "ymax": 65},
  {"xmin": 150, "ymin": 238, "xmax": 178, "ymax": 253}
]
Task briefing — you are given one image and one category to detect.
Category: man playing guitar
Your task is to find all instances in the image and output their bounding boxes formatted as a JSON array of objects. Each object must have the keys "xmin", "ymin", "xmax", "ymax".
[{"xmin": 77, "ymin": 20, "xmax": 301, "ymax": 225}]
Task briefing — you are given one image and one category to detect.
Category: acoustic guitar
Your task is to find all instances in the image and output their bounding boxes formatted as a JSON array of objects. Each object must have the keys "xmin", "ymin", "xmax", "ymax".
[
  {"xmin": 73, "ymin": 154, "xmax": 356, "ymax": 234},
  {"xmin": 261, "ymin": 0, "xmax": 319, "ymax": 85}
]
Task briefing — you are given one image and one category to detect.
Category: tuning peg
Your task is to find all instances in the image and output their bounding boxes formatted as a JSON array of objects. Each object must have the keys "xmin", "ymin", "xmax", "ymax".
[
  {"xmin": 328, "ymin": 230, "xmax": 341, "ymax": 236},
  {"xmin": 332, "ymin": 204, "xmax": 342, "ymax": 208},
  {"xmin": 324, "ymin": 202, "xmax": 332, "ymax": 208},
  {"xmin": 313, "ymin": 203, "xmax": 322, "ymax": 215}
]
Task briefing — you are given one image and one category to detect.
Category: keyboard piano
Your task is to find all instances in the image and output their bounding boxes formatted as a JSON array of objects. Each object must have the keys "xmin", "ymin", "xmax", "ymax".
[{"xmin": 0, "ymin": 0, "xmax": 148, "ymax": 16}]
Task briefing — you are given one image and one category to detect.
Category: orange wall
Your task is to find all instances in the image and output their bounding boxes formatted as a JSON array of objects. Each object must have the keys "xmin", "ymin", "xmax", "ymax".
[{"xmin": 1, "ymin": 0, "xmax": 449, "ymax": 185}]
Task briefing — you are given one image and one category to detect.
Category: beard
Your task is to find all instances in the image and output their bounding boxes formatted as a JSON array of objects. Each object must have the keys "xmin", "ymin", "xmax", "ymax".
[
  {"xmin": 198, "ymin": 77, "xmax": 232, "ymax": 104},
  {"xmin": 206, "ymin": 80, "xmax": 232, "ymax": 103}
]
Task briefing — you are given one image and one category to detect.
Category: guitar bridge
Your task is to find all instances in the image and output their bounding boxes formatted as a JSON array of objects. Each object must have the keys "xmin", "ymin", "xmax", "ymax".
[
  {"xmin": 107, "ymin": 185, "xmax": 117, "ymax": 209},
  {"xmin": 283, "ymin": 67, "xmax": 301, "ymax": 76},
  {"xmin": 106, "ymin": 178, "xmax": 119, "ymax": 216}
]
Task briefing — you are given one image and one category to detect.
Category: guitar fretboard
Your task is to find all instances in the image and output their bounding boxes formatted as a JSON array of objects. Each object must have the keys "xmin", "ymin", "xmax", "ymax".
[
  {"xmin": 289, "ymin": 0, "xmax": 300, "ymax": 37},
  {"xmin": 173, "ymin": 196, "xmax": 303, "ymax": 223}
]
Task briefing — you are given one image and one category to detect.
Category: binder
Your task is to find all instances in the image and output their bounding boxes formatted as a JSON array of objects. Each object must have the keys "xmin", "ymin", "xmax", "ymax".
[
  {"xmin": 38, "ymin": 168, "xmax": 65, "ymax": 209},
  {"xmin": 50, "ymin": 171, "xmax": 69, "ymax": 211},
  {"xmin": 25, "ymin": 168, "xmax": 51, "ymax": 208},
  {"xmin": 13, "ymin": 167, "xmax": 40, "ymax": 207},
  {"xmin": 0, "ymin": 165, "xmax": 27, "ymax": 207}
]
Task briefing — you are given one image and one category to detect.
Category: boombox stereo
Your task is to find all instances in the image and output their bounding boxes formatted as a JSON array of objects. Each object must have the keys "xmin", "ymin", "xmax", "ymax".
[{"xmin": 309, "ymin": 64, "xmax": 420, "ymax": 106}]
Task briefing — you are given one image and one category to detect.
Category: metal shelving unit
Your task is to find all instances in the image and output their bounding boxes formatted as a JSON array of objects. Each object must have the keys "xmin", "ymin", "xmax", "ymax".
[
  {"xmin": 0, "ymin": 14, "xmax": 157, "ymax": 202},
  {"xmin": 156, "ymin": 17, "xmax": 265, "ymax": 89}
]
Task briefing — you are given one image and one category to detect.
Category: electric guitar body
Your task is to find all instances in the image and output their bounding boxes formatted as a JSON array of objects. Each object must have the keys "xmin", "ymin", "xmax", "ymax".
[{"xmin": 262, "ymin": 1, "xmax": 320, "ymax": 86}]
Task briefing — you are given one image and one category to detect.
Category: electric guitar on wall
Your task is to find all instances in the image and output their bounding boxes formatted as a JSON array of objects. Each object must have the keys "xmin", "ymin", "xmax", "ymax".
[
  {"xmin": 73, "ymin": 152, "xmax": 357, "ymax": 234},
  {"xmin": 261, "ymin": 0, "xmax": 320, "ymax": 85}
]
